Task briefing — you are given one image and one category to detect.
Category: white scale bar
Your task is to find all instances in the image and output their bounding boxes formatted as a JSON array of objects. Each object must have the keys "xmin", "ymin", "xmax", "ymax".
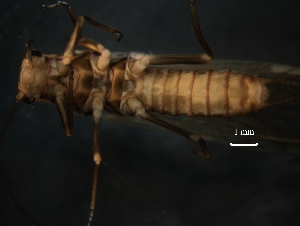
[{"xmin": 230, "ymin": 143, "xmax": 258, "ymax": 147}]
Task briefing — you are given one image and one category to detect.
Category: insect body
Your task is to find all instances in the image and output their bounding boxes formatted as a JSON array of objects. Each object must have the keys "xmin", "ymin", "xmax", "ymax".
[{"xmin": 1, "ymin": 1, "xmax": 300, "ymax": 225}]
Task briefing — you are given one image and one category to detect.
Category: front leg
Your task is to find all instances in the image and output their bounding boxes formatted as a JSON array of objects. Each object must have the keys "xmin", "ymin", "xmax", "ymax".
[
  {"xmin": 62, "ymin": 15, "xmax": 121, "ymax": 65},
  {"xmin": 52, "ymin": 64, "xmax": 74, "ymax": 136},
  {"xmin": 42, "ymin": 2, "xmax": 123, "ymax": 65}
]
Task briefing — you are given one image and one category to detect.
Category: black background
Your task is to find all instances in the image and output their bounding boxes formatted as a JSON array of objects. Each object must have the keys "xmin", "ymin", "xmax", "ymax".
[{"xmin": 1, "ymin": 0, "xmax": 300, "ymax": 226}]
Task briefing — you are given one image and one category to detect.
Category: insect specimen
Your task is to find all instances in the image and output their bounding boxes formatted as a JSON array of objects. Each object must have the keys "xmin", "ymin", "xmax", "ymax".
[{"xmin": 0, "ymin": 0, "xmax": 300, "ymax": 226}]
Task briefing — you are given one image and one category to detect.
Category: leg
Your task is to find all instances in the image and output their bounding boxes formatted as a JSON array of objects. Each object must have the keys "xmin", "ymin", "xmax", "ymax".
[
  {"xmin": 190, "ymin": 0, "xmax": 213, "ymax": 60},
  {"xmin": 87, "ymin": 91, "xmax": 104, "ymax": 226},
  {"xmin": 52, "ymin": 64, "xmax": 74, "ymax": 136},
  {"xmin": 62, "ymin": 15, "xmax": 121, "ymax": 65},
  {"xmin": 130, "ymin": 0, "xmax": 213, "ymax": 77},
  {"xmin": 42, "ymin": 2, "xmax": 122, "ymax": 63},
  {"xmin": 79, "ymin": 49, "xmax": 110, "ymax": 225},
  {"xmin": 42, "ymin": 1, "xmax": 77, "ymax": 24},
  {"xmin": 42, "ymin": 0, "xmax": 122, "ymax": 42},
  {"xmin": 126, "ymin": 97, "xmax": 211, "ymax": 160},
  {"xmin": 83, "ymin": 43, "xmax": 111, "ymax": 226},
  {"xmin": 78, "ymin": 37, "xmax": 106, "ymax": 54}
]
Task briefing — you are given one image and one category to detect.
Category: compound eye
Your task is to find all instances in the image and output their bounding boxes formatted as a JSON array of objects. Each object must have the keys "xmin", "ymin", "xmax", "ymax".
[
  {"xmin": 31, "ymin": 49, "xmax": 42, "ymax": 57},
  {"xmin": 22, "ymin": 96, "xmax": 35, "ymax": 104}
]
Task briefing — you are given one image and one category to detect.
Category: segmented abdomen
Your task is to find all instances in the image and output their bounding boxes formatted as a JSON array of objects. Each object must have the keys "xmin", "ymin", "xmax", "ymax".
[{"xmin": 134, "ymin": 69, "xmax": 267, "ymax": 116}]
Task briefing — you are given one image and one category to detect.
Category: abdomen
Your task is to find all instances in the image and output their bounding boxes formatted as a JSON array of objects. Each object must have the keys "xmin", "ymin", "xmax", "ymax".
[{"xmin": 134, "ymin": 69, "xmax": 269, "ymax": 117}]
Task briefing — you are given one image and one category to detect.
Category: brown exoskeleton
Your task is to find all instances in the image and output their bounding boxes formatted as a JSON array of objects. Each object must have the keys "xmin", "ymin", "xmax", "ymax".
[{"xmin": 1, "ymin": 1, "xmax": 300, "ymax": 225}]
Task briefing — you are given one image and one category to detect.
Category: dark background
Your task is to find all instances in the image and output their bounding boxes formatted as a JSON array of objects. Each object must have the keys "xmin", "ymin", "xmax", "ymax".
[{"xmin": 1, "ymin": 0, "xmax": 300, "ymax": 226}]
